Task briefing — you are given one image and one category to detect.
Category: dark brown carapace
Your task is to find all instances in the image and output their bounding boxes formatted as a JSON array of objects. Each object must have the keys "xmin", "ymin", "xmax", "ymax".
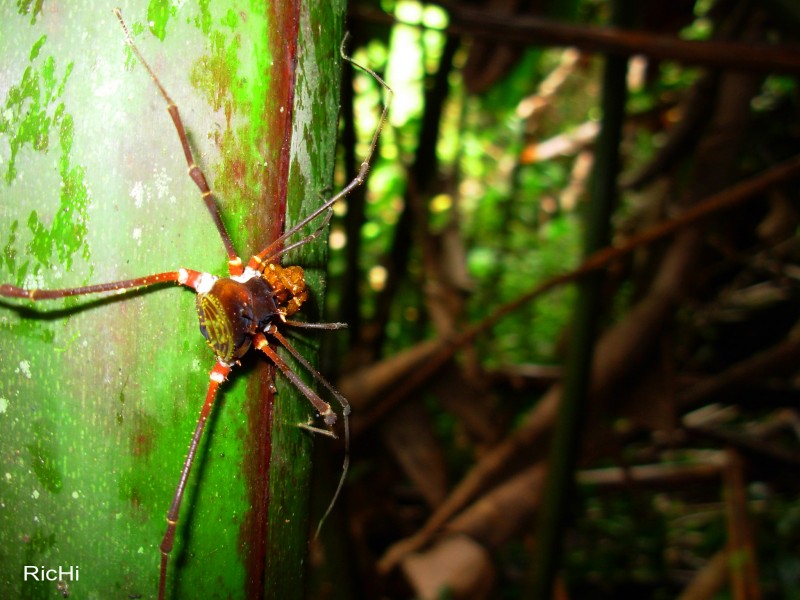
[
  {"xmin": 0, "ymin": 8, "xmax": 392, "ymax": 600},
  {"xmin": 195, "ymin": 265, "xmax": 307, "ymax": 364}
]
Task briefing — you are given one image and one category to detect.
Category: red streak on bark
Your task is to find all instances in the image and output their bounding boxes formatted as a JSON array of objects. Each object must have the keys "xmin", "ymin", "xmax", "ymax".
[{"xmin": 240, "ymin": 2, "xmax": 300, "ymax": 598}]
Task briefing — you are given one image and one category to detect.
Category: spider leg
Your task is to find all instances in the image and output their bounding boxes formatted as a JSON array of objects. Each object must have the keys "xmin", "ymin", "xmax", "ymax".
[
  {"xmin": 250, "ymin": 207, "xmax": 335, "ymax": 271},
  {"xmin": 283, "ymin": 320, "xmax": 348, "ymax": 330},
  {"xmin": 158, "ymin": 361, "xmax": 232, "ymax": 600},
  {"xmin": 113, "ymin": 9, "xmax": 242, "ymax": 276},
  {"xmin": 0, "ymin": 268, "xmax": 216, "ymax": 301},
  {"xmin": 246, "ymin": 37, "xmax": 394, "ymax": 269},
  {"xmin": 266, "ymin": 324, "xmax": 350, "ymax": 417},
  {"xmin": 254, "ymin": 333, "xmax": 336, "ymax": 425},
  {"xmin": 262, "ymin": 324, "xmax": 351, "ymax": 539},
  {"xmin": 298, "ymin": 420, "xmax": 338, "ymax": 438}
]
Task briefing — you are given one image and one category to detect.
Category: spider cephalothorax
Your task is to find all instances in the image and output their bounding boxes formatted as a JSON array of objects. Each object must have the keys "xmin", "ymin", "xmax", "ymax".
[{"xmin": 263, "ymin": 263, "xmax": 308, "ymax": 316}]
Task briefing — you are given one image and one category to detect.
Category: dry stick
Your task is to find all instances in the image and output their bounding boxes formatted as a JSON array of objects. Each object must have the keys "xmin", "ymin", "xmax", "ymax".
[
  {"xmin": 371, "ymin": 154, "xmax": 800, "ymax": 572},
  {"xmin": 356, "ymin": 154, "xmax": 800, "ymax": 439},
  {"xmin": 677, "ymin": 550, "xmax": 729, "ymax": 600},
  {"xmin": 447, "ymin": 8, "xmax": 799, "ymax": 73},
  {"xmin": 438, "ymin": 457, "xmax": 728, "ymax": 554},
  {"xmin": 686, "ymin": 424, "xmax": 800, "ymax": 467},
  {"xmin": 723, "ymin": 447, "xmax": 762, "ymax": 600},
  {"xmin": 576, "ymin": 457, "xmax": 726, "ymax": 489},
  {"xmin": 449, "ymin": 5, "xmax": 800, "ymax": 75},
  {"xmin": 352, "ymin": 5, "xmax": 800, "ymax": 75}
]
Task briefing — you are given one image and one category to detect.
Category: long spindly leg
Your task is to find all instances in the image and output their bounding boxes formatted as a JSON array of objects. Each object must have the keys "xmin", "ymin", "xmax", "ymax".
[
  {"xmin": 265, "ymin": 324, "xmax": 351, "ymax": 419},
  {"xmin": 264, "ymin": 324, "xmax": 351, "ymax": 538},
  {"xmin": 282, "ymin": 320, "xmax": 348, "ymax": 330},
  {"xmin": 246, "ymin": 37, "xmax": 394, "ymax": 271},
  {"xmin": 158, "ymin": 361, "xmax": 232, "ymax": 600},
  {"xmin": 0, "ymin": 268, "xmax": 217, "ymax": 301},
  {"xmin": 112, "ymin": 9, "xmax": 242, "ymax": 276},
  {"xmin": 254, "ymin": 333, "xmax": 336, "ymax": 426}
]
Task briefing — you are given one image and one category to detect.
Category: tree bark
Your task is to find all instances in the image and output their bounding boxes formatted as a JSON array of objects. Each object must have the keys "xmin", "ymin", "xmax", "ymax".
[{"xmin": 0, "ymin": 1, "xmax": 344, "ymax": 598}]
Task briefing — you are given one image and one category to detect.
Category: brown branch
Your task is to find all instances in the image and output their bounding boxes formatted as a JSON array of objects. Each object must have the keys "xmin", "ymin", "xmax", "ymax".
[
  {"xmin": 576, "ymin": 455, "xmax": 726, "ymax": 489},
  {"xmin": 351, "ymin": 4, "xmax": 800, "ymax": 75},
  {"xmin": 446, "ymin": 463, "xmax": 547, "ymax": 549},
  {"xmin": 373, "ymin": 153, "xmax": 800, "ymax": 573},
  {"xmin": 520, "ymin": 121, "xmax": 600, "ymax": 164},
  {"xmin": 678, "ymin": 550, "xmax": 729, "ymax": 600},
  {"xmin": 354, "ymin": 154, "xmax": 800, "ymax": 439},
  {"xmin": 685, "ymin": 424, "xmax": 800, "ymax": 467},
  {"xmin": 723, "ymin": 448, "xmax": 762, "ymax": 600}
]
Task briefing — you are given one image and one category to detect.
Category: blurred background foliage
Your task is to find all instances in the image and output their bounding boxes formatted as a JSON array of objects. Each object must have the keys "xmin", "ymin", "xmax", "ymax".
[{"xmin": 311, "ymin": 0, "xmax": 800, "ymax": 598}]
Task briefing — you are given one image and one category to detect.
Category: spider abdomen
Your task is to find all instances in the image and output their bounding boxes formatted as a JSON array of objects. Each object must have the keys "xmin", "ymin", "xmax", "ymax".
[{"xmin": 196, "ymin": 277, "xmax": 279, "ymax": 363}]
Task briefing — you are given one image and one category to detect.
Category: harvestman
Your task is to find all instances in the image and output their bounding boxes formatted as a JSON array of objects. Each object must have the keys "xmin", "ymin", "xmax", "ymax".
[{"xmin": 0, "ymin": 9, "xmax": 392, "ymax": 599}]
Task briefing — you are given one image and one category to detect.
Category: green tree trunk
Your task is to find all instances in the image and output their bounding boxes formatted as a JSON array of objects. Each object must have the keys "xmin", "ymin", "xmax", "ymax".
[{"xmin": 0, "ymin": 1, "xmax": 344, "ymax": 598}]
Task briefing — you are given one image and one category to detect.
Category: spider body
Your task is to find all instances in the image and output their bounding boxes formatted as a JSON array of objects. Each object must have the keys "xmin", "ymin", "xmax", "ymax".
[{"xmin": 195, "ymin": 265, "xmax": 307, "ymax": 364}]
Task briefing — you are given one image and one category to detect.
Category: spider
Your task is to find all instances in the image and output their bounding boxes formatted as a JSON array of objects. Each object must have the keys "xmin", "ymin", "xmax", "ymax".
[{"xmin": 0, "ymin": 8, "xmax": 390, "ymax": 600}]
